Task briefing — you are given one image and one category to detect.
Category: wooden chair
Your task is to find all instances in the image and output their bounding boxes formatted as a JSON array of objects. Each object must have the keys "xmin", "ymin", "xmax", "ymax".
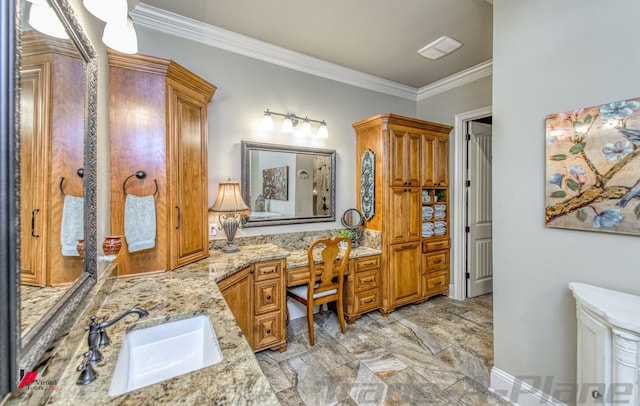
[{"xmin": 286, "ymin": 236, "xmax": 351, "ymax": 346}]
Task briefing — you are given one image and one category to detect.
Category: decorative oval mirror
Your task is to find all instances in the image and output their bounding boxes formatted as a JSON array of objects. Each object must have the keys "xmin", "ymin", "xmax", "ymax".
[{"xmin": 341, "ymin": 208, "xmax": 364, "ymax": 229}]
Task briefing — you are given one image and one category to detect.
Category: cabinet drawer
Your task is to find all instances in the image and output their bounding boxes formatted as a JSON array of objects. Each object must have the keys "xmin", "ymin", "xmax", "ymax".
[
  {"xmin": 286, "ymin": 264, "xmax": 323, "ymax": 287},
  {"xmin": 253, "ymin": 311, "xmax": 282, "ymax": 350},
  {"xmin": 255, "ymin": 260, "xmax": 282, "ymax": 281},
  {"xmin": 354, "ymin": 255, "xmax": 380, "ymax": 272},
  {"xmin": 423, "ymin": 270, "xmax": 448, "ymax": 296},
  {"xmin": 422, "ymin": 239, "xmax": 449, "ymax": 252},
  {"xmin": 254, "ymin": 278, "xmax": 281, "ymax": 315},
  {"xmin": 354, "ymin": 269, "xmax": 380, "ymax": 293},
  {"xmin": 422, "ymin": 251, "xmax": 448, "ymax": 272},
  {"xmin": 352, "ymin": 289, "xmax": 380, "ymax": 314}
]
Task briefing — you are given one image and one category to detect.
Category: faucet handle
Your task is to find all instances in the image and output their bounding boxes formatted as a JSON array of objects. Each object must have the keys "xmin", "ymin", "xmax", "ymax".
[
  {"xmin": 76, "ymin": 351, "xmax": 98, "ymax": 385},
  {"xmin": 98, "ymin": 326, "xmax": 110, "ymax": 348}
]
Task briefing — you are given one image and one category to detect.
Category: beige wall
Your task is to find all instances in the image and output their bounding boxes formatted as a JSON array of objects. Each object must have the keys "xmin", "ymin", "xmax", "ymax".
[
  {"xmin": 134, "ymin": 27, "xmax": 415, "ymax": 236},
  {"xmin": 493, "ymin": 0, "xmax": 640, "ymax": 403}
]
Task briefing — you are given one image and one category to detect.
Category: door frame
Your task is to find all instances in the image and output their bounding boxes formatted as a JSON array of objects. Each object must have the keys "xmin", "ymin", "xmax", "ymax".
[{"xmin": 450, "ymin": 106, "xmax": 492, "ymax": 300}]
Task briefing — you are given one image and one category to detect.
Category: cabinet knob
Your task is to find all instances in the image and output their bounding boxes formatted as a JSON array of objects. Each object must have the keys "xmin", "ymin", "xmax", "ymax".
[
  {"xmin": 591, "ymin": 390, "xmax": 601, "ymax": 399},
  {"xmin": 266, "ymin": 295, "xmax": 272, "ymax": 300},
  {"xmin": 266, "ymin": 328, "xmax": 272, "ymax": 334}
]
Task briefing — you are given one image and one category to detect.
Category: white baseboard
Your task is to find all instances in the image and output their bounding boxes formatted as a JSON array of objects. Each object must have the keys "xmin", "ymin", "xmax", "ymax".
[{"xmin": 490, "ymin": 367, "xmax": 568, "ymax": 406}]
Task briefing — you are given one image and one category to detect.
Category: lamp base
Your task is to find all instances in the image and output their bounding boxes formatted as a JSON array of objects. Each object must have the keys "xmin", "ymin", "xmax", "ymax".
[{"xmin": 221, "ymin": 242, "xmax": 240, "ymax": 253}]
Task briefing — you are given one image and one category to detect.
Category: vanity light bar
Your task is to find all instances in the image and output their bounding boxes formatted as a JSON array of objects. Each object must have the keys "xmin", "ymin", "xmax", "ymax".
[{"xmin": 260, "ymin": 109, "xmax": 328, "ymax": 138}]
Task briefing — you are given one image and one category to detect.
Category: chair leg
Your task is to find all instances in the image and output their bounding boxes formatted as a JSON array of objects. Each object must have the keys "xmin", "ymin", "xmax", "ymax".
[
  {"xmin": 307, "ymin": 303, "xmax": 315, "ymax": 346},
  {"xmin": 336, "ymin": 299, "xmax": 346, "ymax": 334}
]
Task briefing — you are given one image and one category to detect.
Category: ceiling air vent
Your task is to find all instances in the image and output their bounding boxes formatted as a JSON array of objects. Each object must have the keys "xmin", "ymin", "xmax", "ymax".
[{"xmin": 418, "ymin": 36, "xmax": 462, "ymax": 60}]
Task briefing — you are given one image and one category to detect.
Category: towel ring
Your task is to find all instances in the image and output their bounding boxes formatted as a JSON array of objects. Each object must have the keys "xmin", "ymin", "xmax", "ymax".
[
  {"xmin": 123, "ymin": 170, "xmax": 159, "ymax": 197},
  {"xmin": 59, "ymin": 168, "xmax": 85, "ymax": 196}
]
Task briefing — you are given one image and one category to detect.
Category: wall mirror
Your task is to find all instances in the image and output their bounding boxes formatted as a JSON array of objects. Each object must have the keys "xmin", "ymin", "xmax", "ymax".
[
  {"xmin": 241, "ymin": 141, "xmax": 336, "ymax": 227},
  {"xmin": 17, "ymin": 0, "xmax": 98, "ymax": 372}
]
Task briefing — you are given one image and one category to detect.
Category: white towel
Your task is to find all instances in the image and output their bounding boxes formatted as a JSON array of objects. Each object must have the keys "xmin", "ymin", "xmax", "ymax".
[
  {"xmin": 61, "ymin": 195, "xmax": 84, "ymax": 256},
  {"xmin": 434, "ymin": 204, "xmax": 447, "ymax": 211},
  {"xmin": 124, "ymin": 194, "xmax": 156, "ymax": 253},
  {"xmin": 434, "ymin": 211, "xmax": 446, "ymax": 219}
]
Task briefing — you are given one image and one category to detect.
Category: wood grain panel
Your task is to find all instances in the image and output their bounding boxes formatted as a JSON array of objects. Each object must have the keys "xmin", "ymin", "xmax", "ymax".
[{"xmin": 109, "ymin": 65, "xmax": 168, "ymax": 276}]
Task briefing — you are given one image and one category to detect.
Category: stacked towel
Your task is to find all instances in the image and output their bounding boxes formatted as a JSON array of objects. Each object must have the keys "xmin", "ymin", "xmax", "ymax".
[
  {"xmin": 435, "ymin": 220, "xmax": 447, "ymax": 236},
  {"xmin": 422, "ymin": 206, "xmax": 434, "ymax": 220},
  {"xmin": 434, "ymin": 203, "xmax": 447, "ymax": 219},
  {"xmin": 61, "ymin": 195, "xmax": 84, "ymax": 256},
  {"xmin": 421, "ymin": 190, "xmax": 431, "ymax": 203},
  {"xmin": 422, "ymin": 221, "xmax": 434, "ymax": 237},
  {"xmin": 124, "ymin": 194, "xmax": 156, "ymax": 253}
]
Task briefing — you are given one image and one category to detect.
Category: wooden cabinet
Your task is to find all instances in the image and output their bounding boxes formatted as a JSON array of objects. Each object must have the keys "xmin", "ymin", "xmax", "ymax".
[
  {"xmin": 108, "ymin": 52, "xmax": 216, "ymax": 276},
  {"xmin": 344, "ymin": 255, "xmax": 382, "ymax": 323},
  {"xmin": 389, "ymin": 130, "xmax": 421, "ymax": 186},
  {"xmin": 19, "ymin": 32, "xmax": 84, "ymax": 286},
  {"xmin": 219, "ymin": 259, "xmax": 287, "ymax": 352},
  {"xmin": 354, "ymin": 114, "xmax": 452, "ymax": 315},
  {"xmin": 421, "ymin": 133, "xmax": 449, "ymax": 187}
]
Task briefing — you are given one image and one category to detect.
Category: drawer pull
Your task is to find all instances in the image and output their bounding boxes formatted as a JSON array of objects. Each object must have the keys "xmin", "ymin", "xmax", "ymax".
[
  {"xmin": 402, "ymin": 244, "xmax": 414, "ymax": 249},
  {"xmin": 266, "ymin": 328, "xmax": 272, "ymax": 334},
  {"xmin": 433, "ymin": 281, "xmax": 442, "ymax": 285},
  {"xmin": 362, "ymin": 298, "xmax": 374, "ymax": 304},
  {"xmin": 262, "ymin": 268, "xmax": 276, "ymax": 274},
  {"xmin": 432, "ymin": 259, "xmax": 441, "ymax": 264},
  {"xmin": 266, "ymin": 295, "xmax": 272, "ymax": 300},
  {"xmin": 361, "ymin": 277, "xmax": 374, "ymax": 284},
  {"xmin": 361, "ymin": 260, "xmax": 375, "ymax": 267}
]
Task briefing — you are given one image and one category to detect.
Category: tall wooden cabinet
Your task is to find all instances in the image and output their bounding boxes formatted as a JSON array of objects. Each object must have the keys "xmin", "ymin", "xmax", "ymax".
[
  {"xmin": 354, "ymin": 114, "xmax": 452, "ymax": 315},
  {"xmin": 19, "ymin": 31, "xmax": 84, "ymax": 286},
  {"xmin": 109, "ymin": 52, "xmax": 216, "ymax": 276}
]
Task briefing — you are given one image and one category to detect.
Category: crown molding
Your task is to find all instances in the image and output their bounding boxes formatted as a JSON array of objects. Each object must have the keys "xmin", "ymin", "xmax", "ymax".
[
  {"xmin": 416, "ymin": 59, "xmax": 493, "ymax": 101},
  {"xmin": 131, "ymin": 3, "xmax": 418, "ymax": 100},
  {"xmin": 131, "ymin": 3, "xmax": 492, "ymax": 102}
]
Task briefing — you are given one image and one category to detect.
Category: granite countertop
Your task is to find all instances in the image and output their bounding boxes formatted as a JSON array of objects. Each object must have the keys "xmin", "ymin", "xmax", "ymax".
[
  {"xmin": 48, "ymin": 244, "xmax": 288, "ymax": 406},
  {"xmin": 46, "ymin": 243, "xmax": 381, "ymax": 405},
  {"xmin": 286, "ymin": 246, "xmax": 382, "ymax": 269}
]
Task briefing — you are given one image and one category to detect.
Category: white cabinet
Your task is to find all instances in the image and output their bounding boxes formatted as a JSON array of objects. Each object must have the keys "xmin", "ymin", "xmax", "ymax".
[{"xmin": 569, "ymin": 283, "xmax": 640, "ymax": 405}]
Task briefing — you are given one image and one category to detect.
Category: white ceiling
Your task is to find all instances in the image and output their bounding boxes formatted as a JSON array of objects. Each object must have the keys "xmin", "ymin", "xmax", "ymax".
[{"xmin": 133, "ymin": 0, "xmax": 493, "ymax": 90}]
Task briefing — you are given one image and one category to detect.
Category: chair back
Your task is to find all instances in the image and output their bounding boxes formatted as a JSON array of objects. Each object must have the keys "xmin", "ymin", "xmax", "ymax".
[{"xmin": 307, "ymin": 236, "xmax": 351, "ymax": 295}]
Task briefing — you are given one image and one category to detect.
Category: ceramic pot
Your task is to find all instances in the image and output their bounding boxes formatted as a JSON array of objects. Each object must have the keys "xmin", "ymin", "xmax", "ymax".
[
  {"xmin": 76, "ymin": 239, "xmax": 84, "ymax": 258},
  {"xmin": 103, "ymin": 236, "xmax": 123, "ymax": 255}
]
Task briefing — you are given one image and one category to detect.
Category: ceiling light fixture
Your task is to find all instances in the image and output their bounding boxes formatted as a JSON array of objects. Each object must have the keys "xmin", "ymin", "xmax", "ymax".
[
  {"xmin": 418, "ymin": 36, "xmax": 462, "ymax": 60},
  {"xmin": 260, "ymin": 109, "xmax": 329, "ymax": 138}
]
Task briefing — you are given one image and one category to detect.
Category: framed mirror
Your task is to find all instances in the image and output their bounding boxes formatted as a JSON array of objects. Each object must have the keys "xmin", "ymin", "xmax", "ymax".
[
  {"xmin": 241, "ymin": 141, "xmax": 336, "ymax": 227},
  {"xmin": 16, "ymin": 0, "xmax": 98, "ymax": 372},
  {"xmin": 341, "ymin": 208, "xmax": 364, "ymax": 229}
]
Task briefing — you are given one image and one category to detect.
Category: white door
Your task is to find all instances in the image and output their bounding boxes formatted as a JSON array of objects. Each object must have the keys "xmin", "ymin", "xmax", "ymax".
[{"xmin": 466, "ymin": 121, "xmax": 493, "ymax": 298}]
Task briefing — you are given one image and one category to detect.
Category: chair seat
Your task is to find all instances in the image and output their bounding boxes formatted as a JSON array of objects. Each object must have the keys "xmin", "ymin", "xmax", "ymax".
[{"xmin": 288, "ymin": 283, "xmax": 337, "ymax": 300}]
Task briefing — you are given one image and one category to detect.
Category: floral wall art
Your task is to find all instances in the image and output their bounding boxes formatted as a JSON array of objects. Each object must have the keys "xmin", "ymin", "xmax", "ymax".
[
  {"xmin": 262, "ymin": 166, "xmax": 288, "ymax": 201},
  {"xmin": 545, "ymin": 98, "xmax": 640, "ymax": 236}
]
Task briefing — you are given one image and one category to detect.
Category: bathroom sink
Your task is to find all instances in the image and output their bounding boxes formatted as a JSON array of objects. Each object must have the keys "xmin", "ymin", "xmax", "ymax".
[{"xmin": 108, "ymin": 314, "xmax": 223, "ymax": 396}]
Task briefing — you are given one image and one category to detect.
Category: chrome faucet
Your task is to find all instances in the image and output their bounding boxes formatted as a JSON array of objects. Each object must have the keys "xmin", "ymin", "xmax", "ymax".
[{"xmin": 85, "ymin": 307, "xmax": 149, "ymax": 365}]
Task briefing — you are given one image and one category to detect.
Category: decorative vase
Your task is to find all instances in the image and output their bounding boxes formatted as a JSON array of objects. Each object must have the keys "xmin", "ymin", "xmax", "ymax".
[
  {"xmin": 76, "ymin": 239, "xmax": 84, "ymax": 258},
  {"xmin": 103, "ymin": 236, "xmax": 123, "ymax": 255}
]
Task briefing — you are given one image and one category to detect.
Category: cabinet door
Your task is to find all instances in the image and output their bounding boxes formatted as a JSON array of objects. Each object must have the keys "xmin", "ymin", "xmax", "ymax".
[
  {"xmin": 388, "ymin": 242, "xmax": 421, "ymax": 307},
  {"xmin": 576, "ymin": 307, "xmax": 611, "ymax": 405},
  {"xmin": 422, "ymin": 134, "xmax": 449, "ymax": 187},
  {"xmin": 167, "ymin": 84, "xmax": 209, "ymax": 268},
  {"xmin": 389, "ymin": 188, "xmax": 421, "ymax": 244},
  {"xmin": 389, "ymin": 130, "xmax": 420, "ymax": 186},
  {"xmin": 220, "ymin": 266, "xmax": 254, "ymax": 344}
]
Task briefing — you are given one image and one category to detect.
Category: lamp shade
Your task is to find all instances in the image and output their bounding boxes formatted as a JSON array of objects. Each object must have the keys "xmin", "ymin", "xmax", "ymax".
[
  {"xmin": 259, "ymin": 111, "xmax": 274, "ymax": 131},
  {"xmin": 102, "ymin": 17, "xmax": 138, "ymax": 54},
  {"xmin": 210, "ymin": 181, "xmax": 250, "ymax": 216},
  {"xmin": 317, "ymin": 122, "xmax": 329, "ymax": 138},
  {"xmin": 281, "ymin": 115, "xmax": 294, "ymax": 133},
  {"xmin": 300, "ymin": 118, "xmax": 312, "ymax": 136},
  {"xmin": 83, "ymin": 0, "xmax": 128, "ymax": 23},
  {"xmin": 28, "ymin": 3, "xmax": 69, "ymax": 39}
]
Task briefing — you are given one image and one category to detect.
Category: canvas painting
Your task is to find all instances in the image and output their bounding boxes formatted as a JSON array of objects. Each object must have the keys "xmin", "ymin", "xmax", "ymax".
[
  {"xmin": 545, "ymin": 98, "xmax": 640, "ymax": 236},
  {"xmin": 263, "ymin": 166, "xmax": 288, "ymax": 201}
]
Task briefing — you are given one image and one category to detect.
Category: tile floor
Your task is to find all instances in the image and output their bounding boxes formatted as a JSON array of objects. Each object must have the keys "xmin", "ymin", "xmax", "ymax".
[{"xmin": 257, "ymin": 294, "xmax": 510, "ymax": 406}]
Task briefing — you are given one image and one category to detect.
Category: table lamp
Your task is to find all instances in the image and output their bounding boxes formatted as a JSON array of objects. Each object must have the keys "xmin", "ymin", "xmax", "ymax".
[{"xmin": 209, "ymin": 180, "xmax": 250, "ymax": 253}]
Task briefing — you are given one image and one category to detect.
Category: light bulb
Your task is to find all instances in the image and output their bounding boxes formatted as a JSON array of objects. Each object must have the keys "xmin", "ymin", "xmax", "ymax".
[
  {"xmin": 103, "ymin": 17, "xmax": 138, "ymax": 54},
  {"xmin": 83, "ymin": 0, "xmax": 128, "ymax": 23},
  {"xmin": 28, "ymin": 3, "xmax": 69, "ymax": 39},
  {"xmin": 300, "ymin": 118, "xmax": 312, "ymax": 136},
  {"xmin": 259, "ymin": 111, "xmax": 273, "ymax": 131},
  {"xmin": 317, "ymin": 122, "xmax": 329, "ymax": 138},
  {"xmin": 282, "ymin": 115, "xmax": 294, "ymax": 133}
]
